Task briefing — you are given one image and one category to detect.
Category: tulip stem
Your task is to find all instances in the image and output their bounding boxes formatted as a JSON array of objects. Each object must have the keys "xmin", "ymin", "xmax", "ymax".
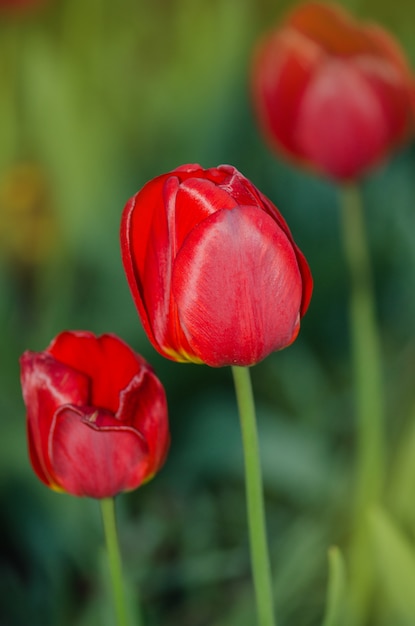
[
  {"xmin": 231, "ymin": 365, "xmax": 276, "ymax": 626},
  {"xmin": 100, "ymin": 497, "xmax": 129, "ymax": 626},
  {"xmin": 339, "ymin": 184, "xmax": 385, "ymax": 621}
]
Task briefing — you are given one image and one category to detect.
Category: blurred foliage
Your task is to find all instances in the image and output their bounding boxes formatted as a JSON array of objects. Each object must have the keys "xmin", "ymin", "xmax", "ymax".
[{"xmin": 1, "ymin": 0, "xmax": 415, "ymax": 625}]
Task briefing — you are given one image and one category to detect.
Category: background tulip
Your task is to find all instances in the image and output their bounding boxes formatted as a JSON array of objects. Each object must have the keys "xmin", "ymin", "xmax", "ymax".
[
  {"xmin": 251, "ymin": 1, "xmax": 414, "ymax": 180},
  {"xmin": 121, "ymin": 163, "xmax": 312, "ymax": 368},
  {"xmin": 20, "ymin": 331, "xmax": 169, "ymax": 499}
]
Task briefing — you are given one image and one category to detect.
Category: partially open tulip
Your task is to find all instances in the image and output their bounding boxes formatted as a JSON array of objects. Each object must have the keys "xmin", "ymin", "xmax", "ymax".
[
  {"xmin": 251, "ymin": 1, "xmax": 414, "ymax": 180},
  {"xmin": 20, "ymin": 331, "xmax": 169, "ymax": 498},
  {"xmin": 121, "ymin": 164, "xmax": 312, "ymax": 367}
]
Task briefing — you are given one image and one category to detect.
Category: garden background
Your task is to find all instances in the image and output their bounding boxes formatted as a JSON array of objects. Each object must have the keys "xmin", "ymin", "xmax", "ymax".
[{"xmin": 2, "ymin": 0, "xmax": 415, "ymax": 624}]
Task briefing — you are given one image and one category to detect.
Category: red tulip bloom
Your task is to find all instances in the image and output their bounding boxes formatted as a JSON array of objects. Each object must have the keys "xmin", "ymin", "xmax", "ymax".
[
  {"xmin": 20, "ymin": 331, "xmax": 169, "ymax": 499},
  {"xmin": 251, "ymin": 1, "xmax": 414, "ymax": 180},
  {"xmin": 121, "ymin": 164, "xmax": 312, "ymax": 367}
]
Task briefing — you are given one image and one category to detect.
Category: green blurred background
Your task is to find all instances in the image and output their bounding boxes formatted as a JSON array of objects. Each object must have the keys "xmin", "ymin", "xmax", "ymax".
[{"xmin": 1, "ymin": 0, "xmax": 415, "ymax": 625}]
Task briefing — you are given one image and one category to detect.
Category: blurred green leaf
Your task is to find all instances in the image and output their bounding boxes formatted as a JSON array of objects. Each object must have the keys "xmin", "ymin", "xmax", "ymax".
[
  {"xmin": 321, "ymin": 546, "xmax": 347, "ymax": 626},
  {"xmin": 388, "ymin": 406, "xmax": 415, "ymax": 527},
  {"xmin": 369, "ymin": 507, "xmax": 415, "ymax": 624}
]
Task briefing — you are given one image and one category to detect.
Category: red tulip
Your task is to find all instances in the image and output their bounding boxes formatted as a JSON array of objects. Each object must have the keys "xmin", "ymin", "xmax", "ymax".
[
  {"xmin": 251, "ymin": 1, "xmax": 414, "ymax": 180},
  {"xmin": 121, "ymin": 164, "xmax": 312, "ymax": 367},
  {"xmin": 20, "ymin": 331, "xmax": 169, "ymax": 499}
]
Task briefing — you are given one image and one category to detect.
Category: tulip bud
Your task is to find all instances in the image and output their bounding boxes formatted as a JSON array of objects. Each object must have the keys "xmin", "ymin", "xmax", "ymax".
[
  {"xmin": 251, "ymin": 1, "xmax": 414, "ymax": 180},
  {"xmin": 121, "ymin": 163, "xmax": 312, "ymax": 367},
  {"xmin": 20, "ymin": 331, "xmax": 170, "ymax": 499}
]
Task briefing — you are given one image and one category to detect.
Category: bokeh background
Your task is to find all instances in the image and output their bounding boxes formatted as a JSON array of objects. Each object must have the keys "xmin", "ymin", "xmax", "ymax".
[{"xmin": 1, "ymin": 0, "xmax": 415, "ymax": 625}]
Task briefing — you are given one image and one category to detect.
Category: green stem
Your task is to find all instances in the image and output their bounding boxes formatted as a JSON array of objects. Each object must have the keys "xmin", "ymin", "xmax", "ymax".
[
  {"xmin": 231, "ymin": 366, "xmax": 276, "ymax": 626},
  {"xmin": 339, "ymin": 184, "xmax": 385, "ymax": 622},
  {"xmin": 100, "ymin": 497, "xmax": 129, "ymax": 626},
  {"xmin": 340, "ymin": 183, "xmax": 385, "ymax": 507}
]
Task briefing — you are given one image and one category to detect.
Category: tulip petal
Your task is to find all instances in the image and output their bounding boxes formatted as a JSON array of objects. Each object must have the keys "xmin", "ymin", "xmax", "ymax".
[
  {"xmin": 353, "ymin": 55, "xmax": 411, "ymax": 147},
  {"xmin": 20, "ymin": 351, "xmax": 89, "ymax": 488},
  {"xmin": 140, "ymin": 176, "xmax": 199, "ymax": 361},
  {"xmin": 175, "ymin": 178, "xmax": 238, "ymax": 249},
  {"xmin": 124, "ymin": 175, "xmax": 182, "ymax": 358},
  {"xmin": 173, "ymin": 205, "xmax": 302, "ymax": 366},
  {"xmin": 121, "ymin": 174, "xmax": 172, "ymax": 351},
  {"xmin": 287, "ymin": 1, "xmax": 376, "ymax": 57},
  {"xmin": 253, "ymin": 186, "xmax": 313, "ymax": 317},
  {"xmin": 48, "ymin": 332, "xmax": 145, "ymax": 414},
  {"xmin": 49, "ymin": 406, "xmax": 149, "ymax": 498},
  {"xmin": 218, "ymin": 166, "xmax": 276, "ymax": 210},
  {"xmin": 117, "ymin": 369, "xmax": 170, "ymax": 477},
  {"xmin": 252, "ymin": 28, "xmax": 322, "ymax": 156},
  {"xmin": 288, "ymin": 1, "xmax": 413, "ymax": 66},
  {"xmin": 295, "ymin": 58, "xmax": 388, "ymax": 179},
  {"xmin": 294, "ymin": 246, "xmax": 313, "ymax": 318}
]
